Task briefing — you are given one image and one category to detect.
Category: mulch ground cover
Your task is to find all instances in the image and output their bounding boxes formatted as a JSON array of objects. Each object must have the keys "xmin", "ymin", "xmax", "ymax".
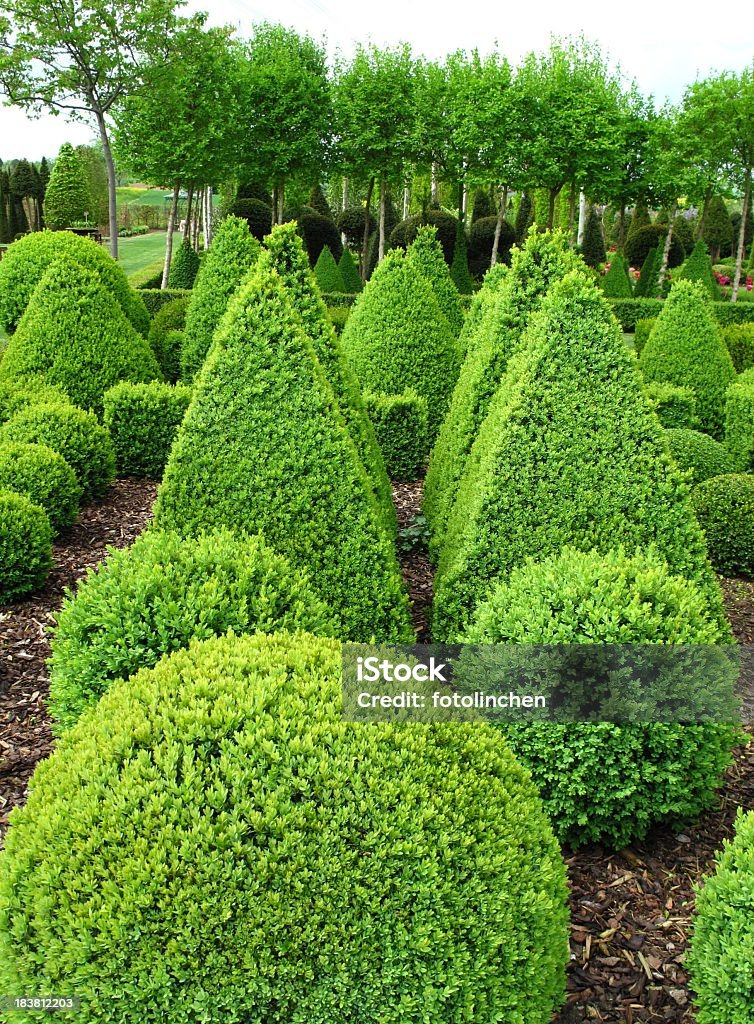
[{"xmin": 1, "ymin": 476, "xmax": 753, "ymax": 1022}]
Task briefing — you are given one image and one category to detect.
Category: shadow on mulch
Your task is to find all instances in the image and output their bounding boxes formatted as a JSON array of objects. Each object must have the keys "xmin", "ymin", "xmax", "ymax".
[{"xmin": 1, "ymin": 477, "xmax": 753, "ymax": 1023}]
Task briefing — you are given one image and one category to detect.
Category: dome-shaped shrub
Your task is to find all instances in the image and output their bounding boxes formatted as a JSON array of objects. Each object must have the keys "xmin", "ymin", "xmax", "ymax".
[
  {"xmin": 167, "ymin": 238, "xmax": 200, "ymax": 289},
  {"xmin": 405, "ymin": 225, "xmax": 464, "ymax": 335},
  {"xmin": 181, "ymin": 214, "xmax": 260, "ymax": 382},
  {"xmin": 625, "ymin": 223, "xmax": 685, "ymax": 269},
  {"xmin": 0, "ymin": 441, "xmax": 80, "ymax": 533},
  {"xmin": 640, "ymin": 280, "xmax": 736, "ymax": 439},
  {"xmin": 691, "ymin": 473, "xmax": 754, "ymax": 577},
  {"xmin": 231, "ymin": 196, "xmax": 272, "ymax": 240},
  {"xmin": 297, "ymin": 210, "xmax": 342, "ymax": 264},
  {"xmin": 0, "ymin": 230, "xmax": 149, "ymax": 336},
  {"xmin": 462, "ymin": 545, "xmax": 738, "ymax": 848},
  {"xmin": 337, "ymin": 206, "xmax": 376, "ymax": 246},
  {"xmin": 0, "ymin": 259, "xmax": 162, "ymax": 417},
  {"xmin": 313, "ymin": 244, "xmax": 345, "ymax": 293},
  {"xmin": 467, "ymin": 215, "xmax": 516, "ymax": 276},
  {"xmin": 1, "ymin": 402, "xmax": 115, "ymax": 501},
  {"xmin": 341, "ymin": 249, "xmax": 459, "ymax": 446},
  {"xmin": 48, "ymin": 528, "xmax": 335, "ymax": 732},
  {"xmin": 0, "ymin": 631, "xmax": 569, "ymax": 1024},
  {"xmin": 666, "ymin": 428, "xmax": 735, "ymax": 484},
  {"xmin": 646, "ymin": 381, "xmax": 696, "ymax": 429},
  {"xmin": 390, "ymin": 210, "xmax": 457, "ymax": 263},
  {"xmin": 0, "ymin": 381, "xmax": 71, "ymax": 425},
  {"xmin": 147, "ymin": 296, "xmax": 189, "ymax": 382},
  {"xmin": 0, "ymin": 489, "xmax": 52, "ymax": 604},
  {"xmin": 688, "ymin": 809, "xmax": 754, "ymax": 1024}
]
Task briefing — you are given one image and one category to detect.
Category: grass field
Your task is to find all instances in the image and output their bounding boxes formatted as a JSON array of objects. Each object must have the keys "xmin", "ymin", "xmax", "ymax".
[{"xmin": 117, "ymin": 230, "xmax": 179, "ymax": 278}]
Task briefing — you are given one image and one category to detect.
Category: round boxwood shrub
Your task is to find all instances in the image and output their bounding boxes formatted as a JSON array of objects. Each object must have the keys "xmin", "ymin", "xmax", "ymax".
[
  {"xmin": 467, "ymin": 215, "xmax": 516, "ymax": 277},
  {"xmin": 691, "ymin": 473, "xmax": 754, "ymax": 577},
  {"xmin": 0, "ymin": 441, "xmax": 80, "ymax": 534},
  {"xmin": 0, "ymin": 380, "xmax": 71, "ymax": 425},
  {"xmin": 406, "ymin": 224, "xmax": 464, "ymax": 336},
  {"xmin": 390, "ymin": 210, "xmax": 457, "ymax": 263},
  {"xmin": 688, "ymin": 809, "xmax": 754, "ymax": 1024},
  {"xmin": 103, "ymin": 381, "xmax": 191, "ymax": 478},
  {"xmin": 1, "ymin": 402, "xmax": 116, "ymax": 502},
  {"xmin": 666, "ymin": 428, "xmax": 735, "ymax": 484},
  {"xmin": 645, "ymin": 381, "xmax": 697, "ymax": 429},
  {"xmin": 0, "ymin": 229, "xmax": 150, "ymax": 337},
  {"xmin": 462, "ymin": 545, "xmax": 738, "ymax": 848},
  {"xmin": 148, "ymin": 296, "xmax": 189, "ymax": 382},
  {"xmin": 2, "ymin": 631, "xmax": 569, "ymax": 1023},
  {"xmin": 0, "ymin": 489, "xmax": 53, "ymax": 604},
  {"xmin": 625, "ymin": 223, "xmax": 685, "ymax": 269},
  {"xmin": 0, "ymin": 258, "xmax": 162, "ymax": 417},
  {"xmin": 313, "ymin": 244, "xmax": 345, "ymax": 293},
  {"xmin": 167, "ymin": 239, "xmax": 200, "ymax": 289},
  {"xmin": 336, "ymin": 206, "xmax": 376, "ymax": 247},
  {"xmin": 48, "ymin": 528, "xmax": 336, "ymax": 732},
  {"xmin": 230, "ymin": 196, "xmax": 272, "ymax": 241},
  {"xmin": 297, "ymin": 211, "xmax": 342, "ymax": 264}
]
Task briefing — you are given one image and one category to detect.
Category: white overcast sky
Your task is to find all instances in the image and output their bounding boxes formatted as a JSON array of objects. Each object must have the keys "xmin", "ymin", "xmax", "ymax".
[{"xmin": 1, "ymin": 0, "xmax": 753, "ymax": 161}]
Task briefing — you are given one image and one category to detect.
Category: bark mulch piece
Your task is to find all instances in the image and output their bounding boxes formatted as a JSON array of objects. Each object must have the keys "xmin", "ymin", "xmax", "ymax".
[{"xmin": 0, "ymin": 478, "xmax": 158, "ymax": 845}]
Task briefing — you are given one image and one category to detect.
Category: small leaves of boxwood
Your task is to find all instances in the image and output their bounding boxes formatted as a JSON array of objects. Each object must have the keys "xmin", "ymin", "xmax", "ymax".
[
  {"xmin": 665, "ymin": 428, "xmax": 735, "ymax": 485},
  {"xmin": 103, "ymin": 381, "xmax": 191, "ymax": 479},
  {"xmin": 645, "ymin": 381, "xmax": 696, "ymax": 429},
  {"xmin": 691, "ymin": 473, "xmax": 754, "ymax": 577},
  {"xmin": 0, "ymin": 441, "xmax": 80, "ymax": 534},
  {"xmin": 0, "ymin": 489, "xmax": 52, "ymax": 604},
  {"xmin": 363, "ymin": 388, "xmax": 428, "ymax": 481}
]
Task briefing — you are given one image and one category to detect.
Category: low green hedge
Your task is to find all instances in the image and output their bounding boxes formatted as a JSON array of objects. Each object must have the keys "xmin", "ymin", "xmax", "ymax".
[
  {"xmin": 103, "ymin": 381, "xmax": 191, "ymax": 479},
  {"xmin": 363, "ymin": 388, "xmax": 429, "ymax": 481},
  {"xmin": 723, "ymin": 323, "xmax": 754, "ymax": 373},
  {"xmin": 0, "ymin": 441, "xmax": 80, "ymax": 534},
  {"xmin": 137, "ymin": 288, "xmax": 191, "ymax": 317},
  {"xmin": 725, "ymin": 378, "xmax": 754, "ymax": 470},
  {"xmin": 645, "ymin": 381, "xmax": 696, "ymax": 429},
  {"xmin": 147, "ymin": 298, "xmax": 188, "ymax": 382},
  {"xmin": 691, "ymin": 473, "xmax": 754, "ymax": 577},
  {"xmin": 634, "ymin": 317, "xmax": 656, "ymax": 356},
  {"xmin": 0, "ymin": 489, "xmax": 52, "ymax": 604},
  {"xmin": 326, "ymin": 305, "xmax": 350, "ymax": 335},
  {"xmin": 665, "ymin": 428, "xmax": 735, "ymax": 484},
  {"xmin": 610, "ymin": 297, "xmax": 754, "ymax": 332},
  {"xmin": 320, "ymin": 291, "xmax": 356, "ymax": 307}
]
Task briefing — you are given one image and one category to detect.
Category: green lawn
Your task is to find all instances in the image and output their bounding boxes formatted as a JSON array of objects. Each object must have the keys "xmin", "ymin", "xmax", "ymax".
[
  {"xmin": 116, "ymin": 186, "xmax": 175, "ymax": 210},
  {"xmin": 117, "ymin": 230, "xmax": 180, "ymax": 279}
]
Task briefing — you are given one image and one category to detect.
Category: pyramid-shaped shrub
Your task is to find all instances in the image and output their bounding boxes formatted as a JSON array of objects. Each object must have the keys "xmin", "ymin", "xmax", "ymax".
[
  {"xmin": 0, "ymin": 230, "xmax": 150, "ymax": 337},
  {"xmin": 152, "ymin": 257, "xmax": 413, "ymax": 642},
  {"xmin": 338, "ymin": 246, "xmax": 362, "ymax": 292},
  {"xmin": 341, "ymin": 249, "xmax": 459, "ymax": 447},
  {"xmin": 180, "ymin": 215, "xmax": 260, "ymax": 381},
  {"xmin": 634, "ymin": 243, "xmax": 661, "ymax": 298},
  {"xmin": 433, "ymin": 272, "xmax": 726, "ymax": 640},
  {"xmin": 675, "ymin": 239, "xmax": 720, "ymax": 300},
  {"xmin": 405, "ymin": 225, "xmax": 464, "ymax": 336},
  {"xmin": 455, "ymin": 262, "xmax": 508, "ymax": 359},
  {"xmin": 167, "ymin": 239, "xmax": 200, "ymax": 290},
  {"xmin": 0, "ymin": 259, "xmax": 162, "ymax": 417},
  {"xmin": 640, "ymin": 279, "xmax": 736, "ymax": 439},
  {"xmin": 450, "ymin": 220, "xmax": 473, "ymax": 295},
  {"xmin": 264, "ymin": 223, "xmax": 395, "ymax": 537},
  {"xmin": 424, "ymin": 230, "xmax": 584, "ymax": 559},
  {"xmin": 314, "ymin": 245, "xmax": 345, "ymax": 293},
  {"xmin": 600, "ymin": 253, "xmax": 632, "ymax": 297}
]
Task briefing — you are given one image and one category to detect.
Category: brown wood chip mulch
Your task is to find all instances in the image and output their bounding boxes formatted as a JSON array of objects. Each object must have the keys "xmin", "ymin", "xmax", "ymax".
[{"xmin": 1, "ymin": 476, "xmax": 753, "ymax": 1023}]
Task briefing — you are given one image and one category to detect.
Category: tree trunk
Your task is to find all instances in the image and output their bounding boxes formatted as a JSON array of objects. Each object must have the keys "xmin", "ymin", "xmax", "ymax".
[
  {"xmin": 618, "ymin": 205, "xmax": 626, "ymax": 249},
  {"xmin": 547, "ymin": 186, "xmax": 558, "ymax": 230},
  {"xmin": 162, "ymin": 180, "xmax": 180, "ymax": 290},
  {"xmin": 192, "ymin": 189, "xmax": 201, "ymax": 250},
  {"xmin": 577, "ymin": 191, "xmax": 587, "ymax": 247},
  {"xmin": 697, "ymin": 184, "xmax": 712, "ymax": 240},
  {"xmin": 491, "ymin": 185, "xmax": 508, "ymax": 267},
  {"xmin": 430, "ymin": 162, "xmax": 438, "ymax": 205},
  {"xmin": 378, "ymin": 174, "xmax": 386, "ymax": 263},
  {"xmin": 655, "ymin": 200, "xmax": 677, "ymax": 298},
  {"xmin": 94, "ymin": 110, "xmax": 119, "ymax": 259},
  {"xmin": 272, "ymin": 185, "xmax": 278, "ymax": 227},
  {"xmin": 732, "ymin": 168, "xmax": 751, "ymax": 303},
  {"xmin": 462, "ymin": 183, "xmax": 468, "ymax": 219},
  {"xmin": 204, "ymin": 187, "xmax": 212, "ymax": 249},
  {"xmin": 277, "ymin": 181, "xmax": 285, "ymax": 225},
  {"xmin": 361, "ymin": 176, "xmax": 374, "ymax": 282},
  {"xmin": 183, "ymin": 186, "xmax": 194, "ymax": 242},
  {"xmin": 568, "ymin": 182, "xmax": 577, "ymax": 248},
  {"xmin": 403, "ymin": 182, "xmax": 410, "ymax": 220}
]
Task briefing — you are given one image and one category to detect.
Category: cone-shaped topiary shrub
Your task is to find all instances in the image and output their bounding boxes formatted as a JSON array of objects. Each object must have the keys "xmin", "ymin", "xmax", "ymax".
[
  {"xmin": 1, "ymin": 402, "xmax": 115, "ymax": 502},
  {"xmin": 338, "ymin": 246, "xmax": 362, "ymax": 292},
  {"xmin": 454, "ymin": 262, "xmax": 508, "ymax": 359},
  {"xmin": 676, "ymin": 240, "xmax": 720, "ymax": 300},
  {"xmin": 581, "ymin": 205, "xmax": 606, "ymax": 267},
  {"xmin": 103, "ymin": 381, "xmax": 191, "ymax": 478},
  {"xmin": 167, "ymin": 238, "xmax": 200, "ymax": 289},
  {"xmin": 148, "ymin": 296, "xmax": 189, "ymax": 382},
  {"xmin": 725, "ymin": 378, "xmax": 754, "ymax": 470},
  {"xmin": 48, "ymin": 529, "xmax": 336, "ymax": 733},
  {"xmin": 600, "ymin": 252, "xmax": 632, "ymax": 297},
  {"xmin": 0, "ymin": 259, "xmax": 162, "ymax": 417},
  {"xmin": 405, "ymin": 225, "xmax": 464, "ymax": 335},
  {"xmin": 0, "ymin": 230, "xmax": 149, "ymax": 336},
  {"xmin": 640, "ymin": 280, "xmax": 736, "ymax": 439},
  {"xmin": 634, "ymin": 316, "xmax": 657, "ymax": 356},
  {"xmin": 688, "ymin": 809, "xmax": 754, "ymax": 1024},
  {"xmin": 152, "ymin": 258, "xmax": 412, "ymax": 641},
  {"xmin": 264, "ymin": 223, "xmax": 395, "ymax": 537},
  {"xmin": 645, "ymin": 381, "xmax": 697, "ymax": 429},
  {"xmin": 424, "ymin": 229, "xmax": 584, "ymax": 560},
  {"xmin": 0, "ymin": 489, "xmax": 52, "ymax": 604},
  {"xmin": 180, "ymin": 215, "xmax": 261, "ymax": 381},
  {"xmin": 0, "ymin": 381, "xmax": 71, "ymax": 425},
  {"xmin": 0, "ymin": 441, "xmax": 80, "ymax": 534},
  {"xmin": 313, "ymin": 244, "xmax": 346, "ymax": 293},
  {"xmin": 633, "ymin": 244, "xmax": 661, "ymax": 298},
  {"xmin": 42, "ymin": 143, "xmax": 89, "ymax": 230},
  {"xmin": 461, "ymin": 545, "xmax": 738, "ymax": 849},
  {"xmin": 691, "ymin": 474, "xmax": 754, "ymax": 577},
  {"xmin": 341, "ymin": 249, "xmax": 460, "ymax": 450},
  {"xmin": 666, "ymin": 428, "xmax": 735, "ymax": 484},
  {"xmin": 450, "ymin": 219, "xmax": 473, "ymax": 294},
  {"xmin": 2, "ymin": 630, "xmax": 569, "ymax": 1023},
  {"xmin": 433, "ymin": 272, "xmax": 727, "ymax": 640}
]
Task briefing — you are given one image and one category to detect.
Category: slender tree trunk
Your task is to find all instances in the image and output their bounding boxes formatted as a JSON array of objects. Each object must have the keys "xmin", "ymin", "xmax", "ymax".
[
  {"xmin": 577, "ymin": 191, "xmax": 587, "ymax": 247},
  {"xmin": 204, "ymin": 188, "xmax": 212, "ymax": 249},
  {"xmin": 568, "ymin": 182, "xmax": 577, "ymax": 248},
  {"xmin": 403, "ymin": 182, "xmax": 410, "ymax": 220},
  {"xmin": 697, "ymin": 184, "xmax": 713, "ymax": 240},
  {"xmin": 430, "ymin": 162, "xmax": 438, "ymax": 205},
  {"xmin": 192, "ymin": 190, "xmax": 201, "ymax": 250},
  {"xmin": 547, "ymin": 186, "xmax": 558, "ymax": 230},
  {"xmin": 491, "ymin": 185, "xmax": 508, "ymax": 267},
  {"xmin": 272, "ymin": 185, "xmax": 278, "ymax": 227},
  {"xmin": 94, "ymin": 110, "xmax": 119, "ymax": 259},
  {"xmin": 655, "ymin": 200, "xmax": 677, "ymax": 298},
  {"xmin": 361, "ymin": 176, "xmax": 375, "ymax": 282},
  {"xmin": 378, "ymin": 174, "xmax": 386, "ymax": 263},
  {"xmin": 277, "ymin": 181, "xmax": 285, "ymax": 225},
  {"xmin": 462, "ymin": 184, "xmax": 468, "ymax": 219},
  {"xmin": 618, "ymin": 204, "xmax": 626, "ymax": 249},
  {"xmin": 162, "ymin": 180, "xmax": 180, "ymax": 290},
  {"xmin": 183, "ymin": 186, "xmax": 194, "ymax": 242},
  {"xmin": 732, "ymin": 168, "xmax": 752, "ymax": 303}
]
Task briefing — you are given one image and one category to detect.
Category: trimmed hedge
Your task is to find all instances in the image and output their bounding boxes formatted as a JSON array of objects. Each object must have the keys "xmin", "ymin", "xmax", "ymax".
[
  {"xmin": 127, "ymin": 260, "xmax": 164, "ymax": 290},
  {"xmin": 327, "ymin": 305, "xmax": 350, "ymax": 335},
  {"xmin": 609, "ymin": 297, "xmax": 664, "ymax": 331},
  {"xmin": 725, "ymin": 378, "xmax": 754, "ymax": 470},
  {"xmin": 181, "ymin": 215, "xmax": 261, "ymax": 382},
  {"xmin": 633, "ymin": 317, "xmax": 656, "ymax": 356},
  {"xmin": 405, "ymin": 224, "xmax": 464, "ymax": 336},
  {"xmin": 148, "ymin": 297, "xmax": 189, "ymax": 382},
  {"xmin": 0, "ymin": 258, "xmax": 162, "ymax": 417},
  {"xmin": 461, "ymin": 545, "xmax": 737, "ymax": 849},
  {"xmin": 0, "ymin": 230, "xmax": 150, "ymax": 337},
  {"xmin": 645, "ymin": 381, "xmax": 697, "ymax": 429},
  {"xmin": 48, "ymin": 529, "xmax": 335, "ymax": 733},
  {"xmin": 666, "ymin": 428, "xmax": 735, "ymax": 484},
  {"xmin": 688, "ymin": 809, "xmax": 754, "ymax": 1024},
  {"xmin": 723, "ymin": 323, "xmax": 754, "ymax": 373},
  {"xmin": 640, "ymin": 280, "xmax": 736, "ymax": 439},
  {"xmin": 363, "ymin": 389, "xmax": 429, "ymax": 481},
  {"xmin": 600, "ymin": 253, "xmax": 632, "ymax": 298},
  {"xmin": 0, "ymin": 489, "xmax": 52, "ymax": 604},
  {"xmin": 691, "ymin": 473, "xmax": 754, "ymax": 577},
  {"xmin": 0, "ymin": 441, "xmax": 80, "ymax": 534},
  {"xmin": 0, "ymin": 381, "xmax": 71, "ymax": 425},
  {"xmin": 341, "ymin": 248, "xmax": 460, "ymax": 448},
  {"xmin": 321, "ymin": 291, "xmax": 357, "ymax": 308},
  {"xmin": 433, "ymin": 272, "xmax": 726, "ymax": 641},
  {"xmin": 136, "ymin": 288, "xmax": 191, "ymax": 317},
  {"xmin": 1, "ymin": 631, "xmax": 569, "ymax": 1024},
  {"xmin": 152, "ymin": 258, "xmax": 413, "ymax": 642},
  {"xmin": 424, "ymin": 229, "xmax": 584, "ymax": 561},
  {"xmin": 313, "ymin": 245, "xmax": 345, "ymax": 293},
  {"xmin": 103, "ymin": 381, "xmax": 191, "ymax": 478},
  {"xmin": 264, "ymin": 223, "xmax": 396, "ymax": 538},
  {"xmin": 1, "ymin": 402, "xmax": 116, "ymax": 502}
]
